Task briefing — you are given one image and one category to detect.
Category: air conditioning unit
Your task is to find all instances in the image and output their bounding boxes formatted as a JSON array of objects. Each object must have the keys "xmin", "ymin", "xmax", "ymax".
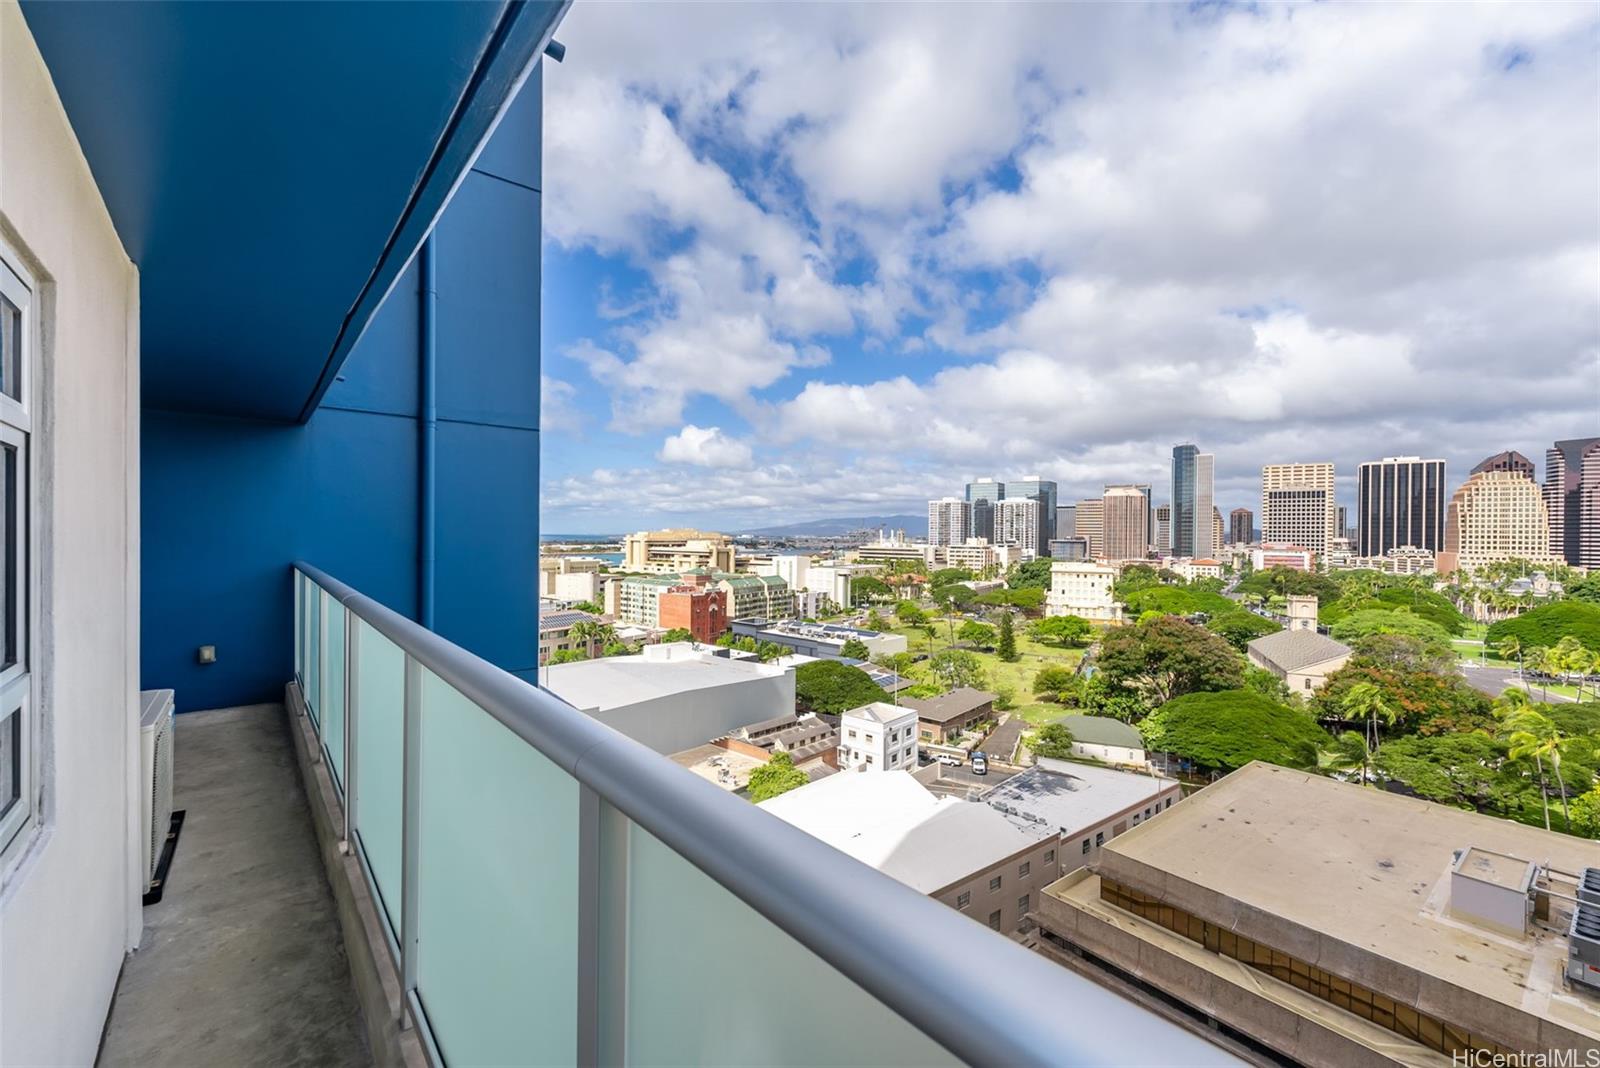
[{"xmin": 139, "ymin": 689, "xmax": 175, "ymax": 890}]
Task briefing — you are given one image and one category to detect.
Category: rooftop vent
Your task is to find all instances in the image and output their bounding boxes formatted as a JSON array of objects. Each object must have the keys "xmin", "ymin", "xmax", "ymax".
[
  {"xmin": 1567, "ymin": 902, "xmax": 1600, "ymax": 994},
  {"xmin": 1449, "ymin": 846, "xmax": 1536, "ymax": 937},
  {"xmin": 1578, "ymin": 867, "xmax": 1600, "ymax": 908}
]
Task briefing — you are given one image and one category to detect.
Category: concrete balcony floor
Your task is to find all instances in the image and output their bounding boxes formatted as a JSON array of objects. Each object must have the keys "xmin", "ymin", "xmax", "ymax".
[{"xmin": 98, "ymin": 704, "xmax": 371, "ymax": 1067}]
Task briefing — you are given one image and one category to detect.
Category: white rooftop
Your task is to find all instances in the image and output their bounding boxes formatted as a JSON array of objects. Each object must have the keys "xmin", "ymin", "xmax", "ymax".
[
  {"xmin": 981, "ymin": 758, "xmax": 1176, "ymax": 837},
  {"xmin": 542, "ymin": 642, "xmax": 786, "ymax": 713},
  {"xmin": 841, "ymin": 701, "xmax": 915, "ymax": 726},
  {"xmin": 759, "ymin": 772, "xmax": 1041, "ymax": 894}
]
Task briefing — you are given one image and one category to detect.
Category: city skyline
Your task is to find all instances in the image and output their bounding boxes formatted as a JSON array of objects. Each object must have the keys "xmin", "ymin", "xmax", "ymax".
[{"xmin": 537, "ymin": 3, "xmax": 1598, "ymax": 533}]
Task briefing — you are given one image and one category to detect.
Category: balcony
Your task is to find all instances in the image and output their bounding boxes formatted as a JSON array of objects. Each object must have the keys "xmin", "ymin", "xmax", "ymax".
[{"xmin": 266, "ymin": 563, "xmax": 1234, "ymax": 1065}]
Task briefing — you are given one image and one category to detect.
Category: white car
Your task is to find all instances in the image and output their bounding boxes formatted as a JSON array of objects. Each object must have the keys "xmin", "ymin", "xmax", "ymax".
[{"xmin": 936, "ymin": 754, "xmax": 962, "ymax": 767}]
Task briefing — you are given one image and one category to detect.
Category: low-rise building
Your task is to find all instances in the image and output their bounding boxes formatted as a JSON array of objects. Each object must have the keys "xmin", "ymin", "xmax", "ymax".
[
  {"xmin": 1250, "ymin": 543, "xmax": 1314, "ymax": 572},
  {"xmin": 657, "ymin": 582, "xmax": 729, "ymax": 643},
  {"xmin": 838, "ymin": 702, "xmax": 919, "ymax": 772},
  {"xmin": 1246, "ymin": 629, "xmax": 1351, "ymax": 693},
  {"xmin": 1049, "ymin": 716, "xmax": 1147, "ymax": 767},
  {"xmin": 760, "ymin": 772, "xmax": 1062, "ymax": 933},
  {"xmin": 729, "ymin": 618, "xmax": 907, "ymax": 659},
  {"xmin": 981, "ymin": 758, "xmax": 1181, "ymax": 868},
  {"xmin": 538, "ymin": 554, "xmax": 605, "ymax": 603},
  {"xmin": 1046, "ymin": 560, "xmax": 1123, "ymax": 622},
  {"xmin": 1031, "ymin": 762, "xmax": 1600, "ymax": 1066},
  {"xmin": 854, "ymin": 533, "xmax": 934, "ymax": 566},
  {"xmin": 537, "ymin": 609, "xmax": 602, "ymax": 665},
  {"xmin": 1166, "ymin": 558, "xmax": 1223, "ymax": 582},
  {"xmin": 622, "ymin": 528, "xmax": 737, "ymax": 574},
  {"xmin": 905, "ymin": 687, "xmax": 997, "ymax": 744},
  {"xmin": 943, "ymin": 537, "xmax": 1000, "ymax": 572},
  {"xmin": 542, "ymin": 642, "xmax": 793, "ymax": 755}
]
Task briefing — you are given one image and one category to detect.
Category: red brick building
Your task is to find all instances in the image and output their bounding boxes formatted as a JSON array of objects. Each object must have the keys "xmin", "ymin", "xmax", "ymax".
[{"xmin": 657, "ymin": 583, "xmax": 728, "ymax": 643}]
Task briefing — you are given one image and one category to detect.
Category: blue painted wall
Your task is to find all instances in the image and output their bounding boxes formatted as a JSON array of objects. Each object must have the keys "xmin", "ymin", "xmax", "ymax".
[{"xmin": 141, "ymin": 74, "xmax": 543, "ymax": 711}]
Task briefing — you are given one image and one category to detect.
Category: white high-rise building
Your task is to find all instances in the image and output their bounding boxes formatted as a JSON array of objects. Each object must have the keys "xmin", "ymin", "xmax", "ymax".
[
  {"xmin": 927, "ymin": 497, "xmax": 971, "ymax": 548},
  {"xmin": 1101, "ymin": 486, "xmax": 1150, "ymax": 562},
  {"xmin": 1438, "ymin": 470, "xmax": 1561, "ymax": 575},
  {"xmin": 1261, "ymin": 463, "xmax": 1337, "ymax": 554},
  {"xmin": 994, "ymin": 498, "xmax": 1040, "ymax": 558}
]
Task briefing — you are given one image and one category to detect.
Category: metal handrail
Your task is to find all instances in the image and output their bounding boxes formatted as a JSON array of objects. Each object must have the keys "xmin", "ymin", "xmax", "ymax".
[{"xmin": 295, "ymin": 562, "xmax": 1234, "ymax": 1067}]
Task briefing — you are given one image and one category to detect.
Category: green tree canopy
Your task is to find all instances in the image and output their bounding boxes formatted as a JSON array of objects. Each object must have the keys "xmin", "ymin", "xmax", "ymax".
[
  {"xmin": 997, "ymin": 611, "xmax": 1018, "ymax": 662},
  {"xmin": 976, "ymin": 587, "xmax": 1045, "ymax": 612},
  {"xmin": 1138, "ymin": 690, "xmax": 1329, "ymax": 771},
  {"xmin": 929, "ymin": 649, "xmax": 987, "ymax": 692},
  {"xmin": 1328, "ymin": 609, "xmax": 1452, "ymax": 645},
  {"xmin": 1008, "ymin": 558, "xmax": 1054, "ymax": 589},
  {"xmin": 894, "ymin": 600, "xmax": 928, "ymax": 625},
  {"xmin": 957, "ymin": 621, "xmax": 996, "ymax": 647},
  {"xmin": 547, "ymin": 649, "xmax": 587, "ymax": 665},
  {"xmin": 794, "ymin": 661, "xmax": 889, "ymax": 714},
  {"xmin": 839, "ymin": 638, "xmax": 871, "ymax": 660},
  {"xmin": 1568, "ymin": 574, "xmax": 1600, "ymax": 605},
  {"xmin": 1030, "ymin": 615, "xmax": 1093, "ymax": 648},
  {"xmin": 660, "ymin": 627, "xmax": 695, "ymax": 644},
  {"xmin": 850, "ymin": 576, "xmax": 892, "ymax": 604},
  {"xmin": 1206, "ymin": 610, "xmax": 1281, "ymax": 652},
  {"xmin": 930, "ymin": 567, "xmax": 976, "ymax": 586},
  {"xmin": 748, "ymin": 751, "xmax": 809, "ymax": 803},
  {"xmin": 1119, "ymin": 585, "xmax": 1235, "ymax": 618},
  {"xmin": 1313, "ymin": 660, "xmax": 1493, "ymax": 736},
  {"xmin": 1096, "ymin": 616, "xmax": 1244, "ymax": 704},
  {"xmin": 1033, "ymin": 664, "xmax": 1078, "ymax": 699},
  {"xmin": 1372, "ymin": 733, "xmax": 1511, "ymax": 809},
  {"xmin": 1235, "ymin": 567, "xmax": 1340, "ymax": 601},
  {"xmin": 1487, "ymin": 601, "xmax": 1600, "ymax": 652},
  {"xmin": 931, "ymin": 583, "xmax": 977, "ymax": 610},
  {"xmin": 1029, "ymin": 723, "xmax": 1076, "ymax": 759}
]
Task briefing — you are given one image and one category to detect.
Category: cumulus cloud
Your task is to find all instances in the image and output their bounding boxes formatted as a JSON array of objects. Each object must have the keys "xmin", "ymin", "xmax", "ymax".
[
  {"xmin": 540, "ymin": 1, "xmax": 1600, "ymax": 528},
  {"xmin": 657, "ymin": 425, "xmax": 755, "ymax": 469}
]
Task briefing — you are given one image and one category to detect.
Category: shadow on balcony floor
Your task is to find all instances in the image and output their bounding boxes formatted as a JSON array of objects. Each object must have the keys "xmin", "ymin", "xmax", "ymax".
[{"xmin": 98, "ymin": 704, "xmax": 371, "ymax": 1068}]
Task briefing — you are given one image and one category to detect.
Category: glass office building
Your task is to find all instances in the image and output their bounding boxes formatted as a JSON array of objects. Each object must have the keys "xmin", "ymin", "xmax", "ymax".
[{"xmin": 1357, "ymin": 457, "xmax": 1446, "ymax": 556}]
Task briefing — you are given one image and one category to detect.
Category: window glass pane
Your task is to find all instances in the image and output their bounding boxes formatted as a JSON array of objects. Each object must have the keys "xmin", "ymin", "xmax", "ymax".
[
  {"xmin": 0, "ymin": 292, "xmax": 18, "ymax": 402},
  {"xmin": 1, "ymin": 444, "xmax": 14, "ymax": 672},
  {"xmin": 0, "ymin": 708, "xmax": 17, "ymax": 820}
]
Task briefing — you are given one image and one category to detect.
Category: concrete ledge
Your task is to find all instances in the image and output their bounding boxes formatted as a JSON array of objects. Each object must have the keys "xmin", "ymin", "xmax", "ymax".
[{"xmin": 285, "ymin": 683, "xmax": 426, "ymax": 1068}]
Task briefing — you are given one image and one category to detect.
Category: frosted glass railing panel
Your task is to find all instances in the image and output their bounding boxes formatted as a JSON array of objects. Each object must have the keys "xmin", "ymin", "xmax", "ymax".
[
  {"xmin": 294, "ymin": 572, "xmax": 304, "ymax": 682},
  {"xmin": 353, "ymin": 617, "xmax": 405, "ymax": 938},
  {"xmin": 307, "ymin": 586, "xmax": 322, "ymax": 726},
  {"xmin": 623, "ymin": 825, "xmax": 958, "ymax": 1067},
  {"xmin": 322, "ymin": 603, "xmax": 347, "ymax": 789},
  {"xmin": 415, "ymin": 670, "xmax": 580, "ymax": 1066}
]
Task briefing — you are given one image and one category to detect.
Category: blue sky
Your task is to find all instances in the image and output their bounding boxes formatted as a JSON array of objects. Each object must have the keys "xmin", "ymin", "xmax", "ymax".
[{"xmin": 539, "ymin": 2, "xmax": 1600, "ymax": 535}]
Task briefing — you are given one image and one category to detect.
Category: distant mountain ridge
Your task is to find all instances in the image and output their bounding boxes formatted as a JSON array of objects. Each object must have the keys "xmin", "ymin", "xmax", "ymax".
[{"xmin": 745, "ymin": 514, "xmax": 928, "ymax": 537}]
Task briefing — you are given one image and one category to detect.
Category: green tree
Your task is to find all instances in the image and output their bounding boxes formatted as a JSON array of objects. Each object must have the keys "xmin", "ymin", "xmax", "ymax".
[
  {"xmin": 1095, "ymin": 616, "xmax": 1244, "ymax": 704},
  {"xmin": 747, "ymin": 752, "xmax": 809, "ymax": 803},
  {"xmin": 1029, "ymin": 723, "xmax": 1076, "ymax": 759},
  {"xmin": 1328, "ymin": 609, "xmax": 1452, "ymax": 645},
  {"xmin": 1325, "ymin": 730, "xmax": 1374, "ymax": 786},
  {"xmin": 957, "ymin": 621, "xmax": 996, "ymax": 647},
  {"xmin": 1503, "ymin": 706, "xmax": 1573, "ymax": 831},
  {"xmin": 894, "ymin": 600, "xmax": 927, "ymax": 626},
  {"xmin": 570, "ymin": 600, "xmax": 604, "ymax": 614},
  {"xmin": 851, "ymin": 577, "xmax": 892, "ymax": 605},
  {"xmin": 1340, "ymin": 681, "xmax": 1399, "ymax": 754},
  {"xmin": 931, "ymin": 583, "xmax": 976, "ymax": 611},
  {"xmin": 928, "ymin": 649, "xmax": 987, "ymax": 692},
  {"xmin": 1030, "ymin": 615, "xmax": 1091, "ymax": 648},
  {"xmin": 1487, "ymin": 601, "xmax": 1600, "ymax": 652},
  {"xmin": 1568, "ymin": 573, "xmax": 1600, "ymax": 605},
  {"xmin": 1033, "ymin": 665, "xmax": 1078, "ymax": 699},
  {"xmin": 660, "ymin": 627, "xmax": 695, "ymax": 644},
  {"xmin": 872, "ymin": 651, "xmax": 915, "ymax": 677},
  {"xmin": 1008, "ymin": 558, "xmax": 1053, "ymax": 589},
  {"xmin": 569, "ymin": 619, "xmax": 617, "ymax": 654},
  {"xmin": 755, "ymin": 641, "xmax": 786, "ymax": 662},
  {"xmin": 839, "ymin": 638, "xmax": 871, "ymax": 660},
  {"xmin": 793, "ymin": 661, "xmax": 889, "ymax": 714},
  {"xmin": 547, "ymin": 649, "xmax": 588, "ymax": 665},
  {"xmin": 1206, "ymin": 610, "xmax": 1281, "ymax": 652},
  {"xmin": 601, "ymin": 640, "xmax": 634, "ymax": 657},
  {"xmin": 1243, "ymin": 666, "xmax": 1290, "ymax": 702},
  {"xmin": 1568, "ymin": 784, "xmax": 1600, "ymax": 837},
  {"xmin": 997, "ymin": 611, "xmax": 1018, "ymax": 662},
  {"xmin": 1138, "ymin": 690, "xmax": 1329, "ymax": 771},
  {"xmin": 930, "ymin": 567, "xmax": 975, "ymax": 586},
  {"xmin": 1373, "ymin": 733, "xmax": 1510, "ymax": 809}
]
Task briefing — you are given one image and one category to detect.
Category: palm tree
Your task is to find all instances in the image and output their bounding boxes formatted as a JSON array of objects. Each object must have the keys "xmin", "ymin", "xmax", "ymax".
[
  {"xmin": 1502, "ymin": 707, "xmax": 1571, "ymax": 831},
  {"xmin": 1326, "ymin": 730, "xmax": 1375, "ymax": 786},
  {"xmin": 1340, "ymin": 682, "xmax": 1398, "ymax": 754},
  {"xmin": 1552, "ymin": 636, "xmax": 1587, "ymax": 699},
  {"xmin": 1526, "ymin": 646, "xmax": 1551, "ymax": 699},
  {"xmin": 1497, "ymin": 635, "xmax": 1524, "ymax": 686},
  {"xmin": 568, "ymin": 619, "xmax": 615, "ymax": 657}
]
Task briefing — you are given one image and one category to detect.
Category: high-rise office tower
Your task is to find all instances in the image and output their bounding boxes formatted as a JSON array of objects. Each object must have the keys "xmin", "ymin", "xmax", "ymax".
[
  {"xmin": 1074, "ymin": 499, "xmax": 1104, "ymax": 559},
  {"xmin": 1171, "ymin": 445, "xmax": 1215, "ymax": 558},
  {"xmin": 1229, "ymin": 508, "xmax": 1253, "ymax": 547},
  {"xmin": 1356, "ymin": 457, "xmax": 1446, "ymax": 557},
  {"xmin": 994, "ymin": 498, "xmax": 1041, "ymax": 557},
  {"xmin": 1211, "ymin": 507, "xmax": 1224, "ymax": 558},
  {"xmin": 1545, "ymin": 437, "xmax": 1600, "ymax": 567},
  {"xmin": 1006, "ymin": 476, "xmax": 1058, "ymax": 556},
  {"xmin": 1055, "ymin": 504, "xmax": 1076, "ymax": 541},
  {"xmin": 965, "ymin": 478, "xmax": 1003, "ymax": 542},
  {"xmin": 1261, "ymin": 462, "xmax": 1337, "ymax": 553},
  {"xmin": 1473, "ymin": 451, "xmax": 1537, "ymax": 480},
  {"xmin": 1154, "ymin": 505, "xmax": 1171, "ymax": 555},
  {"xmin": 1438, "ymin": 470, "xmax": 1558, "ymax": 575},
  {"xmin": 1336, "ymin": 506, "xmax": 1348, "ymax": 540},
  {"xmin": 927, "ymin": 497, "xmax": 971, "ymax": 547},
  {"xmin": 1101, "ymin": 486, "xmax": 1151, "ymax": 562}
]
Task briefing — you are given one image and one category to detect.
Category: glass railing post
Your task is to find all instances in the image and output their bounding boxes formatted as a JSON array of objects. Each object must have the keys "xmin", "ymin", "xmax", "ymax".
[
  {"xmin": 341, "ymin": 603, "xmax": 357, "ymax": 855},
  {"xmin": 400, "ymin": 653, "xmax": 423, "ymax": 1009},
  {"xmin": 293, "ymin": 570, "xmax": 303, "ymax": 688},
  {"xmin": 577, "ymin": 788, "xmax": 628, "ymax": 1066}
]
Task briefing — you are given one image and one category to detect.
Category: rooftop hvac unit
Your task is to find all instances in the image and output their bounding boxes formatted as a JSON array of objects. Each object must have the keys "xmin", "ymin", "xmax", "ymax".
[
  {"xmin": 139, "ymin": 689, "xmax": 175, "ymax": 895},
  {"xmin": 1578, "ymin": 868, "xmax": 1600, "ymax": 908},
  {"xmin": 1567, "ymin": 902, "xmax": 1600, "ymax": 994}
]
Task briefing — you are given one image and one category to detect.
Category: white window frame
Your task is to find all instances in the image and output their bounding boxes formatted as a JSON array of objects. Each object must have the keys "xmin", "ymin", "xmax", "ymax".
[{"xmin": 0, "ymin": 242, "xmax": 37, "ymax": 865}]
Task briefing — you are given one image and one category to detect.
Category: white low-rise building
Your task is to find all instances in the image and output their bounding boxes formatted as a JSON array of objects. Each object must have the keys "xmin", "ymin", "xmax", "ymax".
[
  {"xmin": 538, "ymin": 554, "xmax": 605, "ymax": 603},
  {"xmin": 542, "ymin": 643, "xmax": 793, "ymax": 755},
  {"xmin": 1046, "ymin": 561, "xmax": 1123, "ymax": 622},
  {"xmin": 980, "ymin": 758, "xmax": 1181, "ymax": 868},
  {"xmin": 1048, "ymin": 716, "xmax": 1149, "ymax": 768},
  {"xmin": 838, "ymin": 702, "xmax": 919, "ymax": 772}
]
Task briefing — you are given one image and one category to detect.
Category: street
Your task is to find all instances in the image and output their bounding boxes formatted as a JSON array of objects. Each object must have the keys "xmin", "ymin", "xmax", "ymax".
[{"xmin": 1458, "ymin": 663, "xmax": 1575, "ymax": 703}]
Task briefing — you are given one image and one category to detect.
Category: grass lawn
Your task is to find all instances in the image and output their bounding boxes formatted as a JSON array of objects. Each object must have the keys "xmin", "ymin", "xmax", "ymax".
[{"xmin": 871, "ymin": 613, "xmax": 1088, "ymax": 721}]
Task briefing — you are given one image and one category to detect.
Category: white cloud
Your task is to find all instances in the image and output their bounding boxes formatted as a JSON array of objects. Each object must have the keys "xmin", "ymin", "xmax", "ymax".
[{"xmin": 657, "ymin": 425, "xmax": 755, "ymax": 469}]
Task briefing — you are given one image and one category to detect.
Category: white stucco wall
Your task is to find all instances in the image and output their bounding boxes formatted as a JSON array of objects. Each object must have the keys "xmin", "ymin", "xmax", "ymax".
[
  {"xmin": 0, "ymin": 4, "xmax": 142, "ymax": 1063},
  {"xmin": 586, "ymin": 670, "xmax": 796, "ymax": 756}
]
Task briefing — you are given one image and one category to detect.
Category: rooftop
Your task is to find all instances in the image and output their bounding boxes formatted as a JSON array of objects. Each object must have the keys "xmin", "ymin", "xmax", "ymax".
[
  {"xmin": 541, "ymin": 642, "xmax": 787, "ymax": 713},
  {"xmin": 842, "ymin": 701, "xmax": 916, "ymax": 726},
  {"xmin": 538, "ymin": 609, "xmax": 598, "ymax": 632},
  {"xmin": 669, "ymin": 743, "xmax": 765, "ymax": 793},
  {"xmin": 759, "ymin": 772, "xmax": 1041, "ymax": 895},
  {"xmin": 904, "ymin": 687, "xmax": 998, "ymax": 724},
  {"xmin": 1246, "ymin": 628, "xmax": 1351, "ymax": 672},
  {"xmin": 981, "ymin": 758, "xmax": 1174, "ymax": 837},
  {"xmin": 1054, "ymin": 715, "xmax": 1143, "ymax": 750},
  {"xmin": 1098, "ymin": 763, "xmax": 1600, "ymax": 1042}
]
